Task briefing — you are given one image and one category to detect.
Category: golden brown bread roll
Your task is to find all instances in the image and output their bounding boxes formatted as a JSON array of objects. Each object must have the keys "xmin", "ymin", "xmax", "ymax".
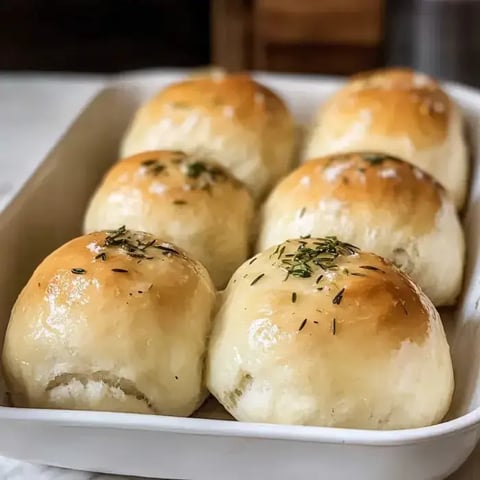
[
  {"xmin": 2, "ymin": 228, "xmax": 215, "ymax": 415},
  {"xmin": 303, "ymin": 67, "xmax": 468, "ymax": 208},
  {"xmin": 84, "ymin": 150, "xmax": 255, "ymax": 289},
  {"xmin": 120, "ymin": 73, "xmax": 295, "ymax": 200},
  {"xmin": 257, "ymin": 152, "xmax": 465, "ymax": 306},
  {"xmin": 207, "ymin": 237, "xmax": 454, "ymax": 429}
]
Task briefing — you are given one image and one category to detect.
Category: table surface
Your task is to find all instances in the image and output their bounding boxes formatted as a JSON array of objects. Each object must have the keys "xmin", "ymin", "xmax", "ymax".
[{"xmin": 0, "ymin": 73, "xmax": 479, "ymax": 480}]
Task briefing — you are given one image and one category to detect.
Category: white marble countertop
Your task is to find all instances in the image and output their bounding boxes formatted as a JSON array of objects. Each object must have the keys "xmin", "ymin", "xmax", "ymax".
[{"xmin": 0, "ymin": 73, "xmax": 479, "ymax": 480}]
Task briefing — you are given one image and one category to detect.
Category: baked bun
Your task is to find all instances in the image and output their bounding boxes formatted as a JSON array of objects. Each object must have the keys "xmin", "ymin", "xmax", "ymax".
[
  {"xmin": 120, "ymin": 73, "xmax": 295, "ymax": 200},
  {"xmin": 257, "ymin": 152, "xmax": 464, "ymax": 306},
  {"xmin": 2, "ymin": 228, "xmax": 215, "ymax": 415},
  {"xmin": 303, "ymin": 67, "xmax": 468, "ymax": 208},
  {"xmin": 207, "ymin": 237, "xmax": 454, "ymax": 429},
  {"xmin": 84, "ymin": 150, "xmax": 255, "ymax": 289}
]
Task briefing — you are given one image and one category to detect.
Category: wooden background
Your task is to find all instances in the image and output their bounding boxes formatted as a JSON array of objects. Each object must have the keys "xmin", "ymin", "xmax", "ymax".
[{"xmin": 0, "ymin": 0, "xmax": 384, "ymax": 76}]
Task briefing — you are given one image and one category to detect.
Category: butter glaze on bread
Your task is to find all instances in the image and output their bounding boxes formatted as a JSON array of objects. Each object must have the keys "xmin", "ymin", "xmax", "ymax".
[
  {"xmin": 2, "ymin": 229, "xmax": 215, "ymax": 415},
  {"xmin": 303, "ymin": 67, "xmax": 468, "ymax": 208},
  {"xmin": 207, "ymin": 238, "xmax": 454, "ymax": 429},
  {"xmin": 258, "ymin": 152, "xmax": 465, "ymax": 306},
  {"xmin": 84, "ymin": 150, "xmax": 255, "ymax": 289},
  {"xmin": 120, "ymin": 73, "xmax": 295, "ymax": 200}
]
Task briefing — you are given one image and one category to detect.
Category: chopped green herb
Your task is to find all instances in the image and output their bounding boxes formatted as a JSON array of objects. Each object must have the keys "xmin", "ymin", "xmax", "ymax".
[
  {"xmin": 249, "ymin": 257, "xmax": 258, "ymax": 265},
  {"xmin": 351, "ymin": 272, "xmax": 367, "ymax": 277},
  {"xmin": 279, "ymin": 237, "xmax": 359, "ymax": 279},
  {"xmin": 361, "ymin": 153, "xmax": 386, "ymax": 165},
  {"xmin": 71, "ymin": 268, "xmax": 86, "ymax": 274},
  {"xmin": 141, "ymin": 159, "xmax": 157, "ymax": 166},
  {"xmin": 182, "ymin": 160, "xmax": 228, "ymax": 191},
  {"xmin": 331, "ymin": 318, "xmax": 336, "ymax": 335},
  {"xmin": 332, "ymin": 288, "xmax": 345, "ymax": 305},
  {"xmin": 95, "ymin": 252, "xmax": 107, "ymax": 261},
  {"xmin": 316, "ymin": 274, "xmax": 323, "ymax": 284},
  {"xmin": 141, "ymin": 159, "xmax": 165, "ymax": 175},
  {"xmin": 102, "ymin": 227, "xmax": 160, "ymax": 261},
  {"xmin": 250, "ymin": 273, "xmax": 265, "ymax": 286},
  {"xmin": 298, "ymin": 318, "xmax": 307, "ymax": 331},
  {"xmin": 155, "ymin": 245, "xmax": 180, "ymax": 256},
  {"xmin": 359, "ymin": 265, "xmax": 385, "ymax": 273}
]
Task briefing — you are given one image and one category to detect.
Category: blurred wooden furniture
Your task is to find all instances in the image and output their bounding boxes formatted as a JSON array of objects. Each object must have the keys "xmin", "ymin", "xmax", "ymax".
[{"xmin": 211, "ymin": 0, "xmax": 385, "ymax": 75}]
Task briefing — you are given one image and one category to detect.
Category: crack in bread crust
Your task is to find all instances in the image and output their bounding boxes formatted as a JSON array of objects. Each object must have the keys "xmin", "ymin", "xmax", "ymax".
[{"xmin": 45, "ymin": 371, "xmax": 156, "ymax": 413}]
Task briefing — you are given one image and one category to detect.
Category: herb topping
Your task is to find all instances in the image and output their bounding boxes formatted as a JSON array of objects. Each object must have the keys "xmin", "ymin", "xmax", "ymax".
[
  {"xmin": 361, "ymin": 153, "xmax": 386, "ymax": 165},
  {"xmin": 141, "ymin": 159, "xmax": 165, "ymax": 175},
  {"xmin": 185, "ymin": 161, "xmax": 225, "ymax": 184},
  {"xmin": 298, "ymin": 318, "xmax": 307, "ymax": 331},
  {"xmin": 71, "ymin": 268, "xmax": 86, "ymax": 274},
  {"xmin": 250, "ymin": 273, "xmax": 265, "ymax": 286},
  {"xmin": 277, "ymin": 237, "xmax": 359, "ymax": 279},
  {"xmin": 102, "ymin": 226, "xmax": 164, "ymax": 261},
  {"xmin": 332, "ymin": 288, "xmax": 345, "ymax": 305},
  {"xmin": 359, "ymin": 265, "xmax": 385, "ymax": 273},
  {"xmin": 331, "ymin": 318, "xmax": 336, "ymax": 335}
]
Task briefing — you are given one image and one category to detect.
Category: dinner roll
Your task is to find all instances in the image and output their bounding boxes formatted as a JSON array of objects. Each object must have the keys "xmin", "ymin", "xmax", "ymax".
[
  {"xmin": 303, "ymin": 67, "xmax": 468, "ymax": 208},
  {"xmin": 120, "ymin": 73, "xmax": 295, "ymax": 200},
  {"xmin": 84, "ymin": 150, "xmax": 255, "ymax": 289},
  {"xmin": 2, "ymin": 228, "xmax": 215, "ymax": 415},
  {"xmin": 207, "ymin": 237, "xmax": 454, "ymax": 429},
  {"xmin": 258, "ymin": 152, "xmax": 464, "ymax": 306}
]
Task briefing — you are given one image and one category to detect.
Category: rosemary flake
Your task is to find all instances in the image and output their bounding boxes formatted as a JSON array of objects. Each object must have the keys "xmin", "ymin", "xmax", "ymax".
[
  {"xmin": 331, "ymin": 318, "xmax": 336, "ymax": 335},
  {"xmin": 250, "ymin": 273, "xmax": 265, "ymax": 286},
  {"xmin": 71, "ymin": 268, "xmax": 86, "ymax": 274},
  {"xmin": 298, "ymin": 318, "xmax": 307, "ymax": 331},
  {"xmin": 332, "ymin": 288, "xmax": 345, "ymax": 305},
  {"xmin": 359, "ymin": 265, "xmax": 385, "ymax": 273}
]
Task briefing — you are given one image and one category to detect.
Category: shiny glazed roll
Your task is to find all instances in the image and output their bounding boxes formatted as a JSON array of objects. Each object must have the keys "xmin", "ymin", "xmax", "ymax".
[
  {"xmin": 120, "ymin": 73, "xmax": 295, "ymax": 200},
  {"xmin": 207, "ymin": 237, "xmax": 454, "ymax": 430},
  {"xmin": 303, "ymin": 67, "xmax": 468, "ymax": 208},
  {"xmin": 2, "ymin": 228, "xmax": 216, "ymax": 415},
  {"xmin": 257, "ymin": 152, "xmax": 464, "ymax": 306},
  {"xmin": 84, "ymin": 150, "xmax": 255, "ymax": 289}
]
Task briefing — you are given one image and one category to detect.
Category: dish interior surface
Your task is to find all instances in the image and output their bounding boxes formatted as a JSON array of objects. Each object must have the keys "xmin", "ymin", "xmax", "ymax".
[{"xmin": 0, "ymin": 71, "xmax": 479, "ymax": 443}]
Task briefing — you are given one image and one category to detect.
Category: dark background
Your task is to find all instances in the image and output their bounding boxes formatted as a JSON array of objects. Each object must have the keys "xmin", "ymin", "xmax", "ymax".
[
  {"xmin": 0, "ymin": 0, "xmax": 210, "ymax": 72},
  {"xmin": 0, "ymin": 0, "xmax": 479, "ymax": 87}
]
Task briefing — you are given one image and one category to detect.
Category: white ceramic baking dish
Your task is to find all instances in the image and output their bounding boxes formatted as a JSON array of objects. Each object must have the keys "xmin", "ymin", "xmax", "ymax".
[{"xmin": 0, "ymin": 71, "xmax": 480, "ymax": 480}]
